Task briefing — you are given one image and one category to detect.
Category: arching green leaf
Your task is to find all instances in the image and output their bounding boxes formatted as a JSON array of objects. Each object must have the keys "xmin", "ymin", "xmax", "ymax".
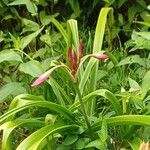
[
  {"xmin": 0, "ymin": 119, "xmax": 44, "ymax": 150},
  {"xmin": 92, "ymin": 115, "xmax": 150, "ymax": 130},
  {"xmin": 70, "ymin": 89, "xmax": 122, "ymax": 115},
  {"xmin": 0, "ymin": 94, "xmax": 77, "ymax": 124},
  {"xmin": 16, "ymin": 124, "xmax": 79, "ymax": 150}
]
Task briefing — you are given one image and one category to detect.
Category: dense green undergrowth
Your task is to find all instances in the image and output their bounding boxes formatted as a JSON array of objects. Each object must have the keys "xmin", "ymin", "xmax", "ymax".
[{"xmin": 0, "ymin": 0, "xmax": 150, "ymax": 149}]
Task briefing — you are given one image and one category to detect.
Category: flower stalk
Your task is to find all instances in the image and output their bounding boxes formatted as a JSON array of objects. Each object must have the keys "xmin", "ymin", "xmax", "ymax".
[{"xmin": 74, "ymin": 81, "xmax": 92, "ymax": 133}]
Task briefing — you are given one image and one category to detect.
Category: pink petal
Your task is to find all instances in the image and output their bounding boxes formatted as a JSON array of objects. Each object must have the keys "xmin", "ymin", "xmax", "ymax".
[
  {"xmin": 71, "ymin": 51, "xmax": 78, "ymax": 76},
  {"xmin": 31, "ymin": 70, "xmax": 51, "ymax": 87},
  {"xmin": 68, "ymin": 48, "xmax": 73, "ymax": 62},
  {"xmin": 72, "ymin": 50, "xmax": 77, "ymax": 65},
  {"xmin": 93, "ymin": 54, "xmax": 109, "ymax": 60}
]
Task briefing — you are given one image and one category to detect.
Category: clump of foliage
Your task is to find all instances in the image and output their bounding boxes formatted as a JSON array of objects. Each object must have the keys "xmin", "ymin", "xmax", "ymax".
[{"xmin": 0, "ymin": 0, "xmax": 150, "ymax": 150}]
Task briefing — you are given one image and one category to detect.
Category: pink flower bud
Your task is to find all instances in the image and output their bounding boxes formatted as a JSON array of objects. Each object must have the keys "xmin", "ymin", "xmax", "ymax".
[
  {"xmin": 31, "ymin": 70, "xmax": 52, "ymax": 87},
  {"xmin": 72, "ymin": 50, "xmax": 77, "ymax": 65},
  {"xmin": 79, "ymin": 39, "xmax": 83, "ymax": 58},
  {"xmin": 71, "ymin": 51, "xmax": 78, "ymax": 76},
  {"xmin": 67, "ymin": 47, "xmax": 78, "ymax": 76},
  {"xmin": 92, "ymin": 53, "xmax": 109, "ymax": 60}
]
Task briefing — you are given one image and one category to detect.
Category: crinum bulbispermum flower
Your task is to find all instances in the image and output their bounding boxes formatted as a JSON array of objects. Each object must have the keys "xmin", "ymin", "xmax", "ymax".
[
  {"xmin": 31, "ymin": 41, "xmax": 84, "ymax": 87},
  {"xmin": 67, "ymin": 40, "xmax": 83, "ymax": 77},
  {"xmin": 31, "ymin": 40, "xmax": 109, "ymax": 87},
  {"xmin": 31, "ymin": 70, "xmax": 52, "ymax": 87},
  {"xmin": 31, "ymin": 64, "xmax": 67, "ymax": 87},
  {"xmin": 67, "ymin": 40, "xmax": 109, "ymax": 76}
]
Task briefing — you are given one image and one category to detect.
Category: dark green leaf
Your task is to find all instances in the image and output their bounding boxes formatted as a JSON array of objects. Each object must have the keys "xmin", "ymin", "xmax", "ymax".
[
  {"xmin": 21, "ymin": 27, "xmax": 44, "ymax": 50},
  {"xmin": 0, "ymin": 82, "xmax": 26, "ymax": 102},
  {"xmin": 19, "ymin": 60, "xmax": 44, "ymax": 77},
  {"xmin": 63, "ymin": 134, "xmax": 78, "ymax": 145},
  {"xmin": 75, "ymin": 138, "xmax": 90, "ymax": 149},
  {"xmin": 85, "ymin": 139, "xmax": 104, "ymax": 149}
]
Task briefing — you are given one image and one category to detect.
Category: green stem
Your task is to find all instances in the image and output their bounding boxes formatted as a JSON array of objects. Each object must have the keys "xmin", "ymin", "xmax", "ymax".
[
  {"xmin": 14, "ymin": 48, "xmax": 33, "ymax": 61},
  {"xmin": 74, "ymin": 82, "xmax": 91, "ymax": 132},
  {"xmin": 122, "ymin": 98, "xmax": 127, "ymax": 114}
]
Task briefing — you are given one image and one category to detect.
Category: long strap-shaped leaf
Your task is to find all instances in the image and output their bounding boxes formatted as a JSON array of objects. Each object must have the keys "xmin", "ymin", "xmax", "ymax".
[
  {"xmin": 16, "ymin": 124, "xmax": 79, "ymax": 150},
  {"xmin": 79, "ymin": 7, "xmax": 113, "ymax": 91},
  {"xmin": 93, "ymin": 7, "xmax": 113, "ymax": 53},
  {"xmin": 67, "ymin": 19, "xmax": 79, "ymax": 54},
  {"xmin": 70, "ymin": 89, "xmax": 122, "ymax": 115},
  {"xmin": 76, "ymin": 8, "xmax": 113, "ymax": 109},
  {"xmin": 50, "ymin": 17, "xmax": 68, "ymax": 44},
  {"xmin": 0, "ymin": 119, "xmax": 44, "ymax": 150},
  {"xmin": 50, "ymin": 18, "xmax": 79, "ymax": 61},
  {"xmin": 92, "ymin": 115, "xmax": 150, "ymax": 131},
  {"xmin": 88, "ymin": 7, "xmax": 113, "ymax": 115},
  {"xmin": 0, "ymin": 94, "xmax": 76, "ymax": 124}
]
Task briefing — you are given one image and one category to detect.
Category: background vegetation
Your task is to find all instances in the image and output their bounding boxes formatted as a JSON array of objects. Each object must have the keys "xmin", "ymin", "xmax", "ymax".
[{"xmin": 0, "ymin": 0, "xmax": 150, "ymax": 149}]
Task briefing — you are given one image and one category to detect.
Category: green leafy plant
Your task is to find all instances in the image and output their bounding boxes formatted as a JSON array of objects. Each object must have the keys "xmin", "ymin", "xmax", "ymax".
[{"xmin": 1, "ymin": 6, "xmax": 150, "ymax": 150}]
